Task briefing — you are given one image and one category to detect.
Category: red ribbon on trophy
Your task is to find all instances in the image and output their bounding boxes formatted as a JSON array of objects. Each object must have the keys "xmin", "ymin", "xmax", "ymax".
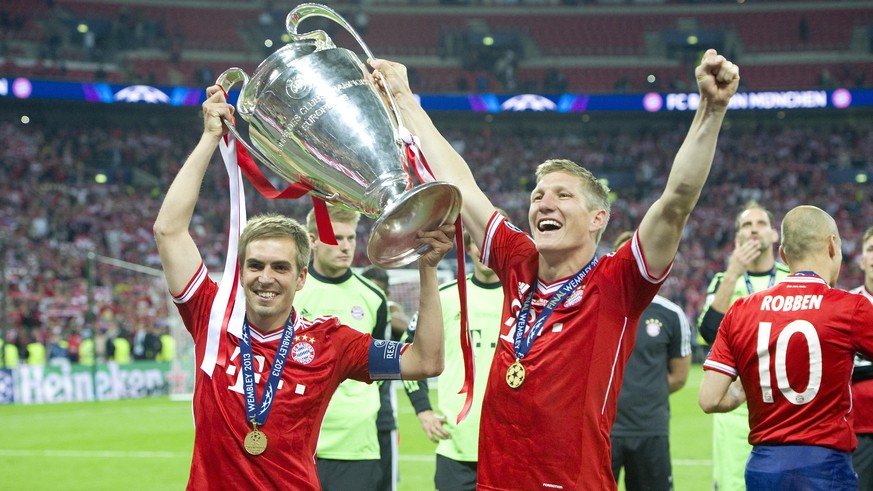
[{"xmin": 401, "ymin": 129, "xmax": 474, "ymax": 424}]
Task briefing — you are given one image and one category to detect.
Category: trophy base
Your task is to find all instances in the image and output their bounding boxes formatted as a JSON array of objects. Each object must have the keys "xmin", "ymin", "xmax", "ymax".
[{"xmin": 367, "ymin": 181, "xmax": 462, "ymax": 269}]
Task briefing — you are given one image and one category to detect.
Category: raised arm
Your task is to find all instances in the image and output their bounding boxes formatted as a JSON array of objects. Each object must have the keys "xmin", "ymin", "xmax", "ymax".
[
  {"xmin": 153, "ymin": 87, "xmax": 233, "ymax": 294},
  {"xmin": 638, "ymin": 49, "xmax": 739, "ymax": 277},
  {"xmin": 370, "ymin": 59, "xmax": 494, "ymax": 248},
  {"xmin": 399, "ymin": 224, "xmax": 455, "ymax": 379}
]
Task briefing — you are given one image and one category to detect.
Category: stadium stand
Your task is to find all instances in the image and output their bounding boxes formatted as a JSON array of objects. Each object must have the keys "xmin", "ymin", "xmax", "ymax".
[{"xmin": 2, "ymin": 0, "xmax": 872, "ymax": 92}]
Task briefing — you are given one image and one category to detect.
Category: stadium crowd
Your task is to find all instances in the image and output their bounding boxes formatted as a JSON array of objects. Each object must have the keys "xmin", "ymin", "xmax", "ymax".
[{"xmin": 0, "ymin": 113, "xmax": 871, "ymax": 364}]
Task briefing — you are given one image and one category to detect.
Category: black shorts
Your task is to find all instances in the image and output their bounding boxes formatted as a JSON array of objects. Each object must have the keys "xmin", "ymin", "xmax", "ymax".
[
  {"xmin": 611, "ymin": 435, "xmax": 673, "ymax": 491},
  {"xmin": 316, "ymin": 458, "xmax": 381, "ymax": 491},
  {"xmin": 853, "ymin": 434, "xmax": 873, "ymax": 490},
  {"xmin": 435, "ymin": 454, "xmax": 477, "ymax": 491}
]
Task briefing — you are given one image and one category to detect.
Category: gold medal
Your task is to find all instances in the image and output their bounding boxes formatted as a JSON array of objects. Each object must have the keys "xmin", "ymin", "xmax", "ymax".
[
  {"xmin": 506, "ymin": 359, "xmax": 525, "ymax": 389},
  {"xmin": 244, "ymin": 426, "xmax": 268, "ymax": 456}
]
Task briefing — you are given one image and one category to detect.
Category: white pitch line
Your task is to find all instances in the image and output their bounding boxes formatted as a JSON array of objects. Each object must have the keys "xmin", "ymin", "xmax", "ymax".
[
  {"xmin": 0, "ymin": 449, "xmax": 188, "ymax": 459},
  {"xmin": 672, "ymin": 459, "xmax": 712, "ymax": 466},
  {"xmin": 0, "ymin": 449, "xmax": 712, "ymax": 466}
]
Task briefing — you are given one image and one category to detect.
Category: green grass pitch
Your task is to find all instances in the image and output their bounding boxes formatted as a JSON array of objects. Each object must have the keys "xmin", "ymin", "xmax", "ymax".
[{"xmin": 0, "ymin": 368, "xmax": 712, "ymax": 490}]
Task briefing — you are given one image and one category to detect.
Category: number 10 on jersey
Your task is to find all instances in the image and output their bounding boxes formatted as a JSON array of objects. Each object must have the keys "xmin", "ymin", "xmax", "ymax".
[{"xmin": 757, "ymin": 320, "xmax": 822, "ymax": 405}]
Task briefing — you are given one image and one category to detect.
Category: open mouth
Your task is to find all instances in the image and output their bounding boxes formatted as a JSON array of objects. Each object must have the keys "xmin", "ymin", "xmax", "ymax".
[{"xmin": 537, "ymin": 219, "xmax": 562, "ymax": 232}]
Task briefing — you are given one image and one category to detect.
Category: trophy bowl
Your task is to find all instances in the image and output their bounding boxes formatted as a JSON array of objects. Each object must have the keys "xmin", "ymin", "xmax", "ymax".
[
  {"xmin": 216, "ymin": 3, "xmax": 461, "ymax": 268},
  {"xmin": 369, "ymin": 181, "xmax": 461, "ymax": 269}
]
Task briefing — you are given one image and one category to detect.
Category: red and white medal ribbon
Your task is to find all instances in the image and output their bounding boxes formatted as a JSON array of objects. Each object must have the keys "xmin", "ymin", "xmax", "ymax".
[
  {"xmin": 399, "ymin": 127, "xmax": 475, "ymax": 424},
  {"xmin": 201, "ymin": 127, "xmax": 322, "ymax": 377},
  {"xmin": 201, "ymin": 133, "xmax": 247, "ymax": 376}
]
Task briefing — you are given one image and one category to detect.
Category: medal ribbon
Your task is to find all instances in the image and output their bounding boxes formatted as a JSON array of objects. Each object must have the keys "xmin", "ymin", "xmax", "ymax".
[
  {"xmin": 401, "ymin": 128, "xmax": 474, "ymax": 424},
  {"xmin": 514, "ymin": 256, "xmax": 599, "ymax": 360},
  {"xmin": 202, "ymin": 86, "xmax": 334, "ymax": 376},
  {"xmin": 743, "ymin": 266, "xmax": 776, "ymax": 296},
  {"xmin": 239, "ymin": 313, "xmax": 298, "ymax": 427}
]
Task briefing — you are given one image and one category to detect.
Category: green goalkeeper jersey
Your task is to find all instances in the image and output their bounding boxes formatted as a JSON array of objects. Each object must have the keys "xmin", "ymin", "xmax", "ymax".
[
  {"xmin": 296, "ymin": 267, "xmax": 388, "ymax": 460},
  {"xmin": 406, "ymin": 274, "xmax": 503, "ymax": 462}
]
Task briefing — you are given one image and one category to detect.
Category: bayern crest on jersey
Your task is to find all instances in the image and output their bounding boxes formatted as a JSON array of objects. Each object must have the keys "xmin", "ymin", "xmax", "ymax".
[
  {"xmin": 645, "ymin": 319, "xmax": 662, "ymax": 337},
  {"xmin": 291, "ymin": 342, "xmax": 316, "ymax": 365},
  {"xmin": 563, "ymin": 287, "xmax": 584, "ymax": 308}
]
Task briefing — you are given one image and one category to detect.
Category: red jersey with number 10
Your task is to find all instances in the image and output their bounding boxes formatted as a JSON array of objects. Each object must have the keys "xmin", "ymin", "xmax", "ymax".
[
  {"xmin": 704, "ymin": 274, "xmax": 873, "ymax": 451},
  {"xmin": 477, "ymin": 213, "xmax": 665, "ymax": 491}
]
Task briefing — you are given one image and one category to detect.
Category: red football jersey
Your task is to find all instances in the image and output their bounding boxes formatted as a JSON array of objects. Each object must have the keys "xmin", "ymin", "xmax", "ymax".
[
  {"xmin": 173, "ymin": 264, "xmax": 373, "ymax": 490},
  {"xmin": 850, "ymin": 286, "xmax": 873, "ymax": 434},
  {"xmin": 705, "ymin": 274, "xmax": 873, "ymax": 451},
  {"xmin": 477, "ymin": 213, "xmax": 665, "ymax": 491}
]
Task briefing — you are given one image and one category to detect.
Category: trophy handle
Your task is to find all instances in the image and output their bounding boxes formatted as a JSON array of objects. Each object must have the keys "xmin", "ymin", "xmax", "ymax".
[
  {"xmin": 215, "ymin": 67, "xmax": 257, "ymax": 118},
  {"xmin": 286, "ymin": 3, "xmax": 406, "ymax": 131},
  {"xmin": 212, "ymin": 67, "xmax": 339, "ymax": 204}
]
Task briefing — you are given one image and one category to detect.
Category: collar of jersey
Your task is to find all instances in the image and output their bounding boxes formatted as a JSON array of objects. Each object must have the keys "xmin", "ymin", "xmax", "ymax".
[
  {"xmin": 471, "ymin": 275, "xmax": 501, "ymax": 289},
  {"xmin": 307, "ymin": 263, "xmax": 353, "ymax": 284}
]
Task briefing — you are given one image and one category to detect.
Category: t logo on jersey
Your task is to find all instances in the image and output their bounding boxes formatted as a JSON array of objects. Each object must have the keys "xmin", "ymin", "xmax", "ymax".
[
  {"xmin": 225, "ymin": 347, "xmax": 285, "ymax": 394},
  {"xmin": 500, "ymin": 295, "xmax": 539, "ymax": 345}
]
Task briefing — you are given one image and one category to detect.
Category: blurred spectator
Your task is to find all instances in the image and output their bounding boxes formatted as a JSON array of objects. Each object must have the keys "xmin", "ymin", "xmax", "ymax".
[
  {"xmin": 105, "ymin": 322, "xmax": 131, "ymax": 364},
  {"xmin": 799, "ymin": 16, "xmax": 809, "ymax": 43},
  {"xmin": 25, "ymin": 332, "xmax": 46, "ymax": 365},
  {"xmin": 493, "ymin": 49, "xmax": 518, "ymax": 92},
  {"xmin": 156, "ymin": 325, "xmax": 175, "ymax": 363},
  {"xmin": 132, "ymin": 323, "xmax": 162, "ymax": 361},
  {"xmin": 47, "ymin": 326, "xmax": 69, "ymax": 361},
  {"xmin": 543, "ymin": 68, "xmax": 567, "ymax": 93}
]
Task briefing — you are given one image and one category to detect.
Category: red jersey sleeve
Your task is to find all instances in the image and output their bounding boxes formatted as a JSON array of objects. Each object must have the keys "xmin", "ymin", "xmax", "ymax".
[
  {"xmin": 170, "ymin": 263, "xmax": 218, "ymax": 345},
  {"xmin": 328, "ymin": 322, "xmax": 374, "ymax": 383},
  {"xmin": 703, "ymin": 300, "xmax": 740, "ymax": 379},
  {"xmin": 851, "ymin": 297, "xmax": 873, "ymax": 361},
  {"xmin": 479, "ymin": 211, "xmax": 537, "ymax": 275}
]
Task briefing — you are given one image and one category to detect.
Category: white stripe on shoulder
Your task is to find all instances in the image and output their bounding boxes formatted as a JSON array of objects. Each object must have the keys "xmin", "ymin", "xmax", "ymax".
[
  {"xmin": 299, "ymin": 315, "xmax": 338, "ymax": 330},
  {"xmin": 481, "ymin": 212, "xmax": 505, "ymax": 268},
  {"xmin": 631, "ymin": 232, "xmax": 671, "ymax": 284},
  {"xmin": 172, "ymin": 264, "xmax": 208, "ymax": 304},
  {"xmin": 850, "ymin": 286, "xmax": 873, "ymax": 304},
  {"xmin": 651, "ymin": 295, "xmax": 692, "ymax": 356},
  {"xmin": 703, "ymin": 359, "xmax": 737, "ymax": 377}
]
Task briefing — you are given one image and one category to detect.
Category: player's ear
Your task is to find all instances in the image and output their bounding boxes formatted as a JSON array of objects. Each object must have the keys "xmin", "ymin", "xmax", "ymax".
[
  {"xmin": 296, "ymin": 266, "xmax": 308, "ymax": 292},
  {"xmin": 779, "ymin": 245, "xmax": 788, "ymax": 264},
  {"xmin": 589, "ymin": 209, "xmax": 607, "ymax": 234},
  {"xmin": 827, "ymin": 235, "xmax": 838, "ymax": 259}
]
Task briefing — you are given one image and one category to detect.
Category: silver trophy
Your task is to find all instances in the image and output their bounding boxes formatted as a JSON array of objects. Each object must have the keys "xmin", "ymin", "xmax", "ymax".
[{"xmin": 216, "ymin": 3, "xmax": 461, "ymax": 269}]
